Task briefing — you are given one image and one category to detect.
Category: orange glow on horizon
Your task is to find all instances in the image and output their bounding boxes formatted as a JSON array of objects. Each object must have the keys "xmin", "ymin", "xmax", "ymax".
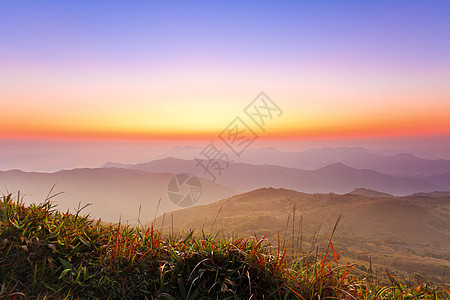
[
  {"xmin": 1, "ymin": 116, "xmax": 449, "ymax": 142},
  {"xmin": 2, "ymin": 89, "xmax": 449, "ymax": 142}
]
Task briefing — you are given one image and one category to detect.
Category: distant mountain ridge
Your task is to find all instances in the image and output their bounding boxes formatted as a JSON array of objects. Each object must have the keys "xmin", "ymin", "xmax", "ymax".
[
  {"xmin": 240, "ymin": 148, "xmax": 450, "ymax": 176},
  {"xmin": 409, "ymin": 191, "xmax": 450, "ymax": 198},
  {"xmin": 102, "ymin": 157, "xmax": 448, "ymax": 196},
  {"xmin": 104, "ymin": 146, "xmax": 450, "ymax": 177}
]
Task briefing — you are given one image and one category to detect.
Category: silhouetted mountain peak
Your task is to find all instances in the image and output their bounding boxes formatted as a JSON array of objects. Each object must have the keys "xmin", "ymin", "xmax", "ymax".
[{"xmin": 317, "ymin": 162, "xmax": 352, "ymax": 171}]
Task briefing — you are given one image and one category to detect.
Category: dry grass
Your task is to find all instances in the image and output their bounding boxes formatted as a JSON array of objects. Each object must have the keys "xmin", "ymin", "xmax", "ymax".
[{"xmin": 1, "ymin": 192, "xmax": 448, "ymax": 299}]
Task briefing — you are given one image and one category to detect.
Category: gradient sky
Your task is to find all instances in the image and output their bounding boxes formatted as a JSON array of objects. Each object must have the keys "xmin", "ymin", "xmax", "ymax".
[{"xmin": 1, "ymin": 1, "xmax": 450, "ymax": 141}]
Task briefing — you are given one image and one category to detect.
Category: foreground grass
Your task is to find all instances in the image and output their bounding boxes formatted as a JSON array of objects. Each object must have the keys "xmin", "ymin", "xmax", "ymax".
[{"xmin": 0, "ymin": 193, "xmax": 448, "ymax": 299}]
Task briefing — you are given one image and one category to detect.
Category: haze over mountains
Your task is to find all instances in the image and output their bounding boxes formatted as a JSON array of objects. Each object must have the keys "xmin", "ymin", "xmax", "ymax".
[
  {"xmin": 0, "ymin": 168, "xmax": 235, "ymax": 223},
  {"xmin": 2, "ymin": 145, "xmax": 450, "ymax": 283},
  {"xmin": 2, "ymin": 146, "xmax": 450, "ymax": 224},
  {"xmin": 151, "ymin": 146, "xmax": 450, "ymax": 177},
  {"xmin": 102, "ymin": 152, "xmax": 450, "ymax": 195}
]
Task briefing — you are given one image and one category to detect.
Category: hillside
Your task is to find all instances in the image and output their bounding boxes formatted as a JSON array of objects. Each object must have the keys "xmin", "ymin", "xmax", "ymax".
[{"xmin": 154, "ymin": 188, "xmax": 450, "ymax": 283}]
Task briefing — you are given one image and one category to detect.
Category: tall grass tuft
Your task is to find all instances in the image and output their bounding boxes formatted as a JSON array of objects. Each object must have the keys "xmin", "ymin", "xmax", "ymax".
[{"xmin": 0, "ymin": 193, "xmax": 447, "ymax": 299}]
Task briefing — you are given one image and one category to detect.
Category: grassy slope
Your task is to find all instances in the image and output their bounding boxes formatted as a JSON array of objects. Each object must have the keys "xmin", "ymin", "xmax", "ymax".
[
  {"xmin": 0, "ymin": 193, "xmax": 448, "ymax": 299},
  {"xmin": 156, "ymin": 188, "xmax": 450, "ymax": 284}
]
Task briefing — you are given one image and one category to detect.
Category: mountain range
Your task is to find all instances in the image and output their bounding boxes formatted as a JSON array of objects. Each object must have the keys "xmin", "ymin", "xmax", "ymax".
[
  {"xmin": 103, "ymin": 157, "xmax": 448, "ymax": 195},
  {"xmin": 150, "ymin": 146, "xmax": 450, "ymax": 177},
  {"xmin": 3, "ymin": 146, "xmax": 450, "ymax": 223}
]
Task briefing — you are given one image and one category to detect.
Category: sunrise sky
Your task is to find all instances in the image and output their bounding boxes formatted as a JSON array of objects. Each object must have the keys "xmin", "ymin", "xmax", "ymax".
[{"xmin": 1, "ymin": 1, "xmax": 450, "ymax": 141}]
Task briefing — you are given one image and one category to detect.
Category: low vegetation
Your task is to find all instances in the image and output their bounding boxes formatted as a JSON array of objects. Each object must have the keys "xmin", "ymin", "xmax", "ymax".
[
  {"xmin": 1, "ymin": 193, "xmax": 448, "ymax": 299},
  {"xmin": 159, "ymin": 188, "xmax": 450, "ymax": 285}
]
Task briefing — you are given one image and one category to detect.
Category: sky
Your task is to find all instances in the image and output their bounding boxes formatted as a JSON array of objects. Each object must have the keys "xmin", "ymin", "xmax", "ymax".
[{"xmin": 1, "ymin": 1, "xmax": 450, "ymax": 143}]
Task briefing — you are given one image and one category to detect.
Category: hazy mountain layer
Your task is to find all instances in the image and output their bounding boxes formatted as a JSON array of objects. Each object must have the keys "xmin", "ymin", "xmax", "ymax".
[
  {"xmin": 0, "ymin": 168, "xmax": 236, "ymax": 223},
  {"xmin": 103, "ymin": 157, "xmax": 446, "ymax": 195},
  {"xmin": 120, "ymin": 146, "xmax": 450, "ymax": 177}
]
